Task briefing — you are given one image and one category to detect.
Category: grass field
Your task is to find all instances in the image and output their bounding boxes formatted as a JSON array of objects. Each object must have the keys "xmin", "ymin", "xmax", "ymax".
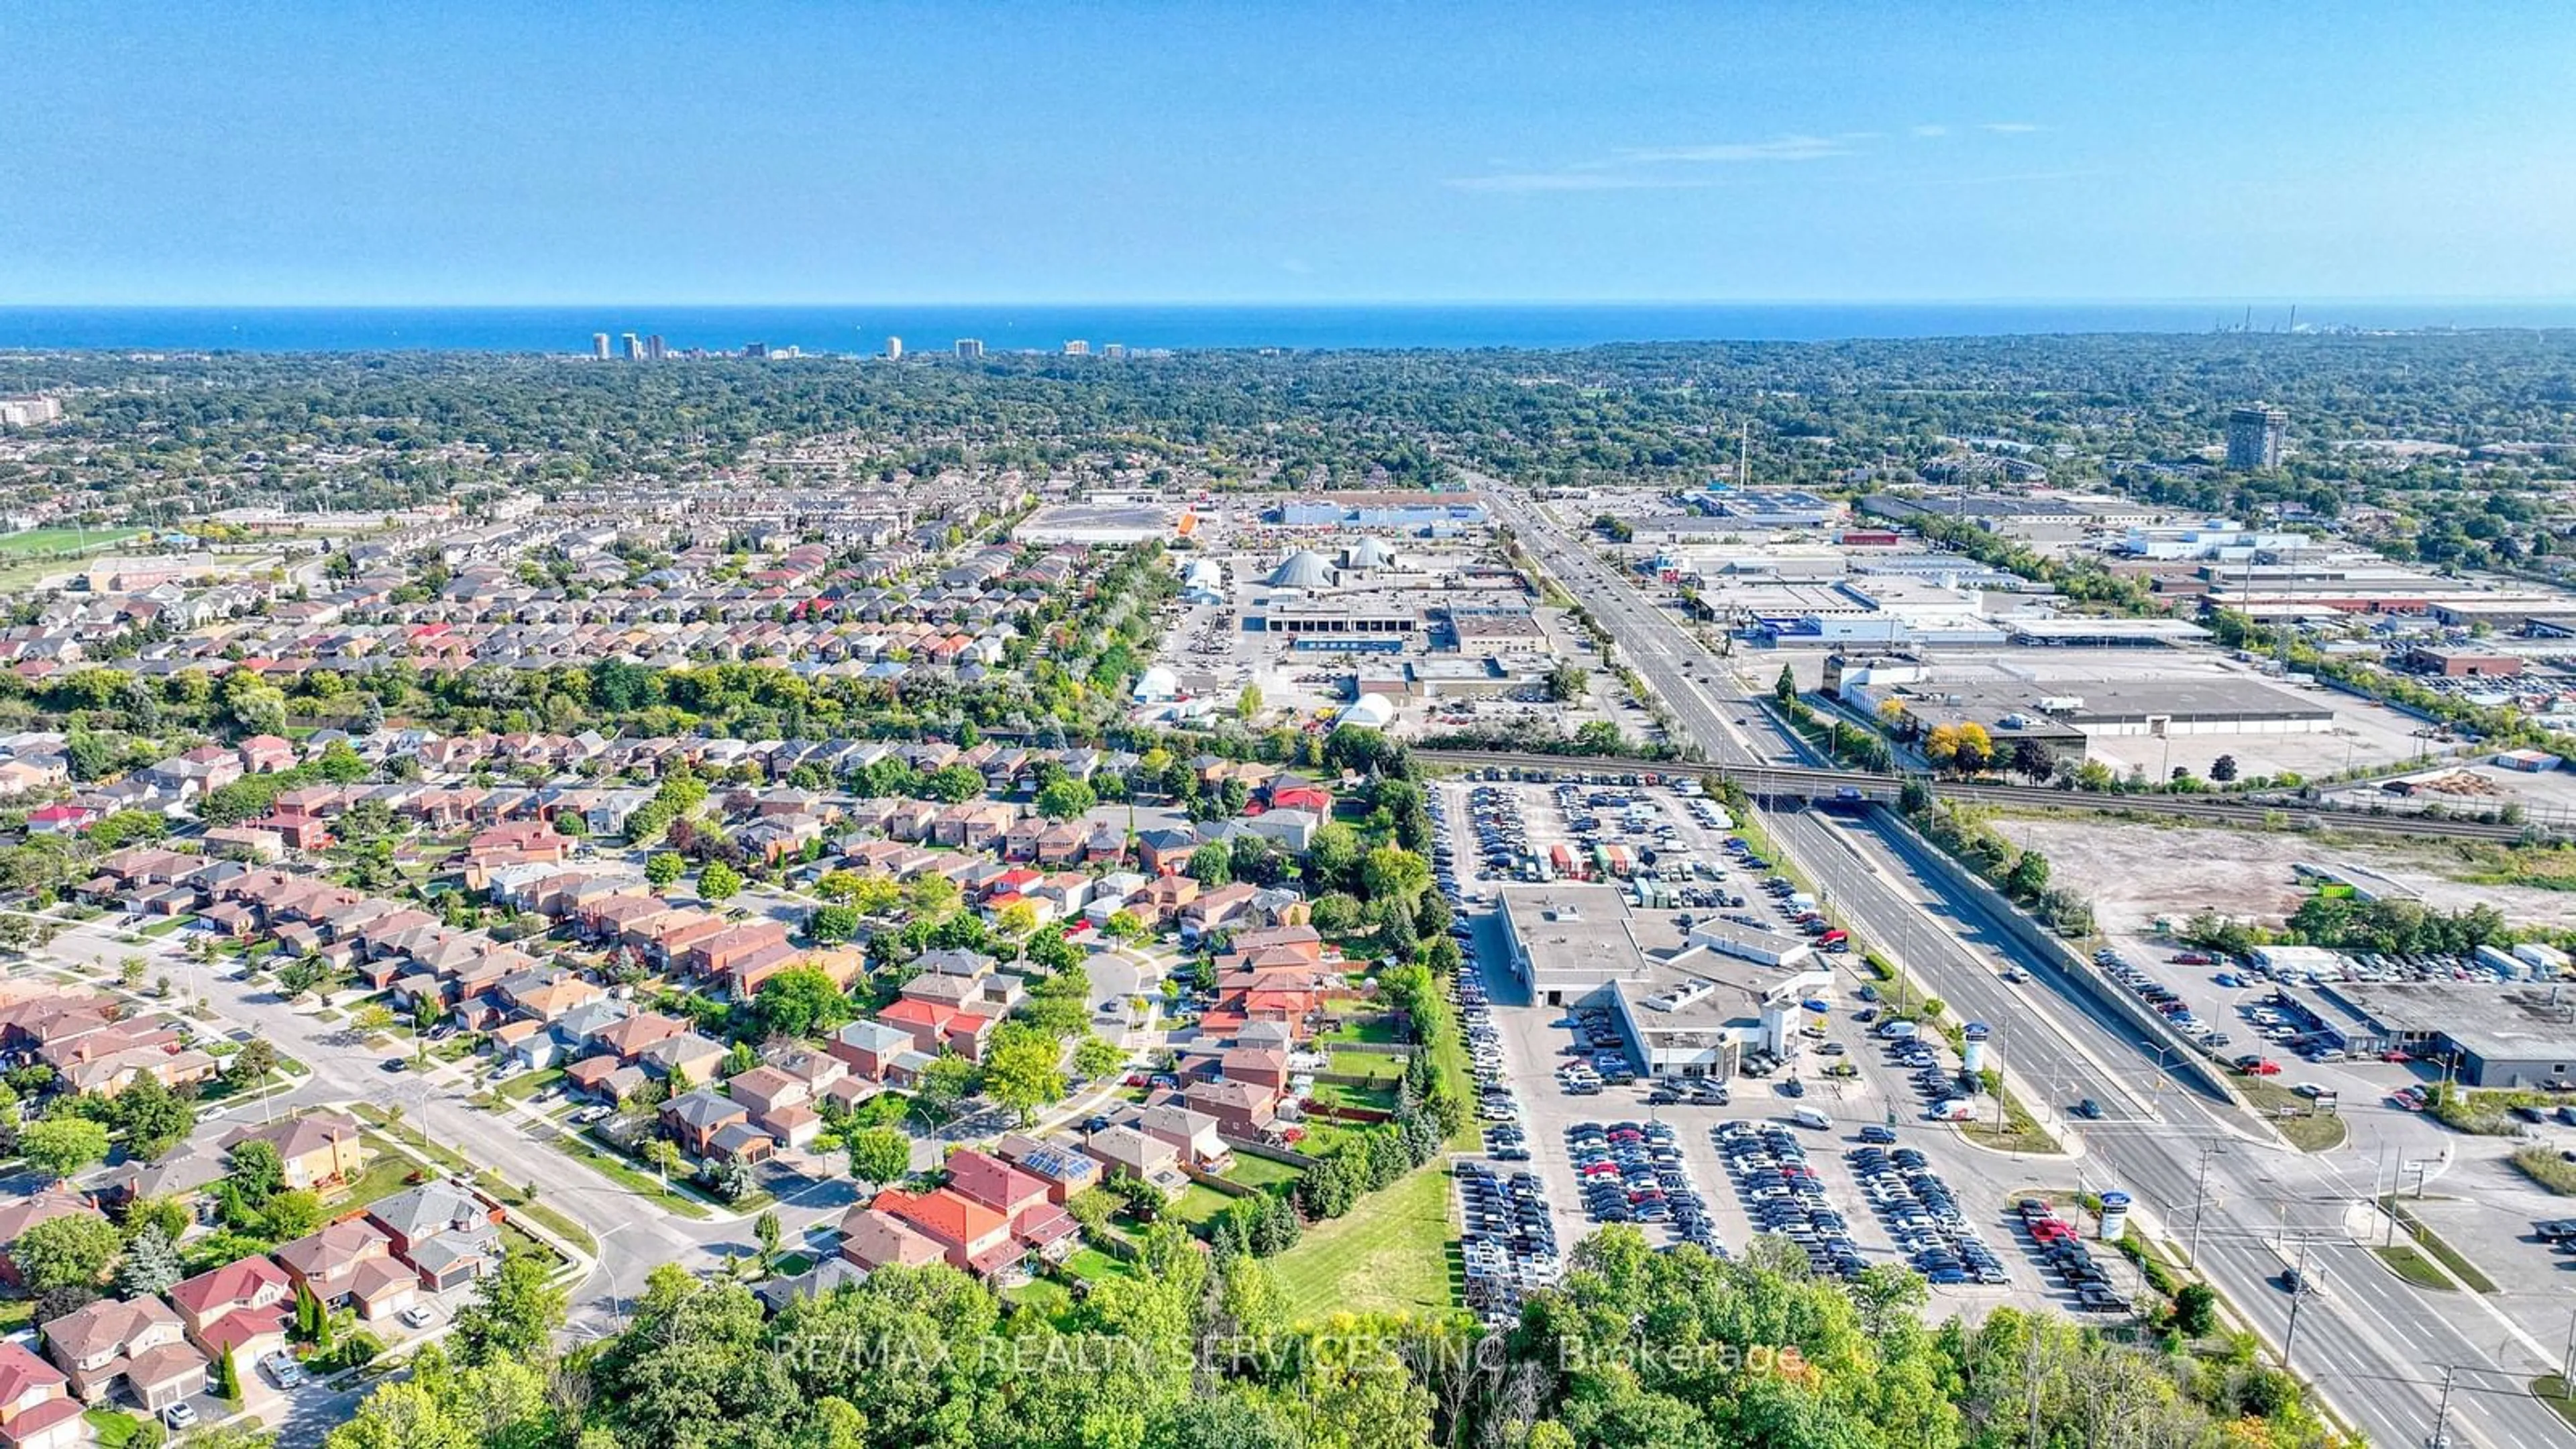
[
  {"xmin": 1316, "ymin": 1018, "xmax": 1401, "ymax": 1046},
  {"xmin": 0, "ymin": 527, "xmax": 142, "ymax": 556},
  {"xmin": 1273, "ymin": 1165, "xmax": 1458, "ymax": 1324}
]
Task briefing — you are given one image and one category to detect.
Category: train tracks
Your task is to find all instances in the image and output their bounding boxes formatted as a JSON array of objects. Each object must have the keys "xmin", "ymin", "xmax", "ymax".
[{"xmin": 1412, "ymin": 747, "xmax": 2548, "ymax": 843}]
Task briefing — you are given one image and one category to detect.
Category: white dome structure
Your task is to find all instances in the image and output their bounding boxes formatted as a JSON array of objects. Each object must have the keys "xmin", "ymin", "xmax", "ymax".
[
  {"xmin": 1342, "ymin": 537, "xmax": 1398, "ymax": 571},
  {"xmin": 1132, "ymin": 665, "xmax": 1181, "ymax": 702},
  {"xmin": 1267, "ymin": 549, "xmax": 1339, "ymax": 590},
  {"xmin": 1338, "ymin": 692, "xmax": 1399, "ymax": 729}
]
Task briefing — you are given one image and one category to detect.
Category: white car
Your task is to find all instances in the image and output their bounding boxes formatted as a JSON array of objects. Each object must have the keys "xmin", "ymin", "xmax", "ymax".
[
  {"xmin": 163, "ymin": 1403, "xmax": 199, "ymax": 1430},
  {"xmin": 399, "ymin": 1303, "xmax": 438, "ymax": 1330}
]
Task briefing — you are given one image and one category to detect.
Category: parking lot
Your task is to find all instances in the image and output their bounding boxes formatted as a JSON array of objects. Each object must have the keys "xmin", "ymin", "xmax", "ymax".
[{"xmin": 1432, "ymin": 769, "xmax": 2113, "ymax": 1318}]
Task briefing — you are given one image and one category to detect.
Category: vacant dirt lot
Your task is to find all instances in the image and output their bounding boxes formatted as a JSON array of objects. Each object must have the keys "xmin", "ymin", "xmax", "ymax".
[{"xmin": 2002, "ymin": 813, "xmax": 2576, "ymax": 935}]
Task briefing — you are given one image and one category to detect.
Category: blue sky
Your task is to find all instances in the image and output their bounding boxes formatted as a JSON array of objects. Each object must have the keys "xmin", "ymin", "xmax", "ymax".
[{"xmin": 1, "ymin": 1, "xmax": 2569, "ymax": 304}]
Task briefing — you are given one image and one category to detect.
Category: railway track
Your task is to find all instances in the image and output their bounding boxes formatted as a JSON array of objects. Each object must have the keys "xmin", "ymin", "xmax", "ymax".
[{"xmin": 1412, "ymin": 746, "xmax": 2548, "ymax": 843}]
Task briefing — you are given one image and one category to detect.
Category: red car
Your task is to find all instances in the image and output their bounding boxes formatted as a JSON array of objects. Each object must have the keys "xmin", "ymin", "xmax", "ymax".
[
  {"xmin": 2171, "ymin": 952, "xmax": 2214, "ymax": 965},
  {"xmin": 2247, "ymin": 1059, "xmax": 2282, "ymax": 1076},
  {"xmin": 2379, "ymin": 1049, "xmax": 2412, "ymax": 1064}
]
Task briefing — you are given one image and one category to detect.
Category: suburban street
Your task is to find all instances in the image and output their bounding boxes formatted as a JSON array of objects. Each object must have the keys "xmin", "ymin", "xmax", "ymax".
[
  {"xmin": 1479, "ymin": 479, "xmax": 2576, "ymax": 1449},
  {"xmin": 36, "ymin": 910, "xmax": 1169, "ymax": 1358}
]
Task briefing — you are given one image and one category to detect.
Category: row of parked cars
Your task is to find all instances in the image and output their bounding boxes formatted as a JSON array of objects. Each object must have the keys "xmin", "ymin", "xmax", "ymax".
[
  {"xmin": 1459, "ymin": 1165, "xmax": 1560, "ymax": 1327},
  {"xmin": 1886, "ymin": 1028, "xmax": 1977, "ymax": 1122},
  {"xmin": 1568, "ymin": 1119, "xmax": 1719, "ymax": 1252},
  {"xmin": 1458, "ymin": 970, "xmax": 1523, "ymax": 1128},
  {"xmin": 1557, "ymin": 1006, "xmax": 1640, "ymax": 1089},
  {"xmin": 1464, "ymin": 784, "xmax": 1548, "ymax": 881},
  {"xmin": 1717, "ymin": 1121, "xmax": 1863, "ymax": 1279},
  {"xmin": 1849, "ymin": 1144, "xmax": 2007, "ymax": 1286},
  {"xmin": 2015, "ymin": 1197, "xmax": 2133, "ymax": 1313},
  {"xmin": 2094, "ymin": 948, "xmax": 2229, "ymax": 1050}
]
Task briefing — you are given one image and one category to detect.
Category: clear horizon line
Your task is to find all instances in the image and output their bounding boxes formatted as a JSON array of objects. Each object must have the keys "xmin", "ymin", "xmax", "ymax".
[{"xmin": 4, "ymin": 294, "xmax": 2575, "ymax": 311}]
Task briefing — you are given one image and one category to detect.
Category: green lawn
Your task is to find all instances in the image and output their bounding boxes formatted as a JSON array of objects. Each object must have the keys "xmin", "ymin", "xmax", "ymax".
[
  {"xmin": 85, "ymin": 1407, "xmax": 158, "ymax": 1448},
  {"xmin": 1325, "ymin": 1050, "xmax": 1407, "ymax": 1084},
  {"xmin": 1316, "ymin": 1018, "xmax": 1401, "ymax": 1046},
  {"xmin": 2536, "ymin": 1375, "xmax": 2576, "ymax": 1431},
  {"xmin": 1272, "ymin": 1165, "xmax": 1458, "ymax": 1325},
  {"xmin": 2239, "ymin": 1078, "xmax": 2350, "ymax": 1152},
  {"xmin": 497, "ymin": 1067, "xmax": 565, "ymax": 1103},
  {"xmin": 1311, "ymin": 1081, "xmax": 1399, "ymax": 1113},
  {"xmin": 140, "ymin": 914, "xmax": 197, "ymax": 937},
  {"xmin": 1005, "ymin": 1276, "xmax": 1077, "ymax": 1322},
  {"xmin": 345, "ymin": 1136, "xmax": 431, "ymax": 1206},
  {"xmin": 1061, "ymin": 1247, "xmax": 1135, "ymax": 1285},
  {"xmin": 0, "ymin": 526, "xmax": 142, "ymax": 555},
  {"xmin": 1161, "ymin": 1184, "xmax": 1238, "ymax": 1228},
  {"xmin": 1222, "ymin": 1154, "xmax": 1306, "ymax": 1193},
  {"xmin": 2371, "ymin": 1244, "xmax": 2454, "ymax": 1290},
  {"xmin": 2379, "ymin": 1195, "xmax": 2500, "ymax": 1293}
]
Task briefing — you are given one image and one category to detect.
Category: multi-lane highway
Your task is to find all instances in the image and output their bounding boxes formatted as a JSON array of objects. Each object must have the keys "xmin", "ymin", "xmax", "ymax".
[{"xmin": 1479, "ymin": 480, "xmax": 2573, "ymax": 1449}]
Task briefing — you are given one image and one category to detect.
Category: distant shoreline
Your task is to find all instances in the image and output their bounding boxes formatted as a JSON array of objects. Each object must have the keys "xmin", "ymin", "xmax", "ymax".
[{"xmin": 3, "ymin": 301, "xmax": 2573, "ymax": 354}]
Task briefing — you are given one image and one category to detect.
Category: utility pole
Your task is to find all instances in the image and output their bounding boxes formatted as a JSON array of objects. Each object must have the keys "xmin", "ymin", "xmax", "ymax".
[
  {"xmin": 2562, "ymin": 1305, "xmax": 2575, "ymax": 1391},
  {"xmin": 2428, "ymin": 1364, "xmax": 2457, "ymax": 1448},
  {"xmin": 2281, "ymin": 1237, "xmax": 2313, "ymax": 1369},
  {"xmin": 2188, "ymin": 1142, "xmax": 2226, "ymax": 1267}
]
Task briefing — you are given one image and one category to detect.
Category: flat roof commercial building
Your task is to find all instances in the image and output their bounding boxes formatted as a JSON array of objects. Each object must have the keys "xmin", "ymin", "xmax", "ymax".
[
  {"xmin": 2277, "ymin": 978, "xmax": 2576, "ymax": 1087},
  {"xmin": 1495, "ymin": 884, "xmax": 1828, "ymax": 1078}
]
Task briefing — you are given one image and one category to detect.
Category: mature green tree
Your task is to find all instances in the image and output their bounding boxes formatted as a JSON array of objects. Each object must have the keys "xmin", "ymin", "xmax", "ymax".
[
  {"xmin": 20, "ymin": 1116, "xmax": 109, "ymax": 1181},
  {"xmin": 225, "ymin": 1138, "xmax": 285, "ymax": 1207},
  {"xmin": 845, "ymin": 1125, "xmax": 911, "ymax": 1189},
  {"xmin": 644, "ymin": 851, "xmax": 685, "ymax": 888},
  {"xmin": 912, "ymin": 1053, "xmax": 981, "ymax": 1126},
  {"xmin": 11, "ymin": 1212, "xmax": 123, "ymax": 1291},
  {"xmin": 262, "ymin": 1189, "xmax": 323, "ymax": 1242},
  {"xmin": 117, "ymin": 1223, "xmax": 184, "ymax": 1297},
  {"xmin": 451, "ymin": 1248, "xmax": 569, "ymax": 1366},
  {"xmin": 807, "ymin": 903, "xmax": 861, "ymax": 943},
  {"xmin": 696, "ymin": 861, "xmax": 743, "ymax": 902},
  {"xmin": 755, "ymin": 965, "xmax": 852, "ymax": 1040},
  {"xmin": 1035, "ymin": 777, "xmax": 1096, "ymax": 820},
  {"xmin": 103, "ymin": 1075, "xmax": 194, "ymax": 1159},
  {"xmin": 981, "ymin": 1025, "xmax": 1067, "ymax": 1126},
  {"xmin": 1186, "ymin": 845, "xmax": 1233, "ymax": 887},
  {"xmin": 1072, "ymin": 1033, "xmax": 1126, "ymax": 1081}
]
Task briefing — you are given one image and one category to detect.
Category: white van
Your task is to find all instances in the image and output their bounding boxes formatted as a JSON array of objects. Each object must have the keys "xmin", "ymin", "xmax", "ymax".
[
  {"xmin": 1790, "ymin": 1108, "xmax": 1833, "ymax": 1130},
  {"xmin": 1877, "ymin": 1020, "xmax": 1919, "ymax": 1041}
]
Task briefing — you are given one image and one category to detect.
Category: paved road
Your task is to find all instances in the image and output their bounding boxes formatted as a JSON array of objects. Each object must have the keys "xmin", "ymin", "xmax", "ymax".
[{"xmin": 1479, "ymin": 480, "xmax": 2573, "ymax": 1449}]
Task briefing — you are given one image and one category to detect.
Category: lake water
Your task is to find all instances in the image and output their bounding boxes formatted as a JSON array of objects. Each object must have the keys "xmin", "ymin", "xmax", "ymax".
[{"xmin": 0, "ymin": 302, "xmax": 2569, "ymax": 354}]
